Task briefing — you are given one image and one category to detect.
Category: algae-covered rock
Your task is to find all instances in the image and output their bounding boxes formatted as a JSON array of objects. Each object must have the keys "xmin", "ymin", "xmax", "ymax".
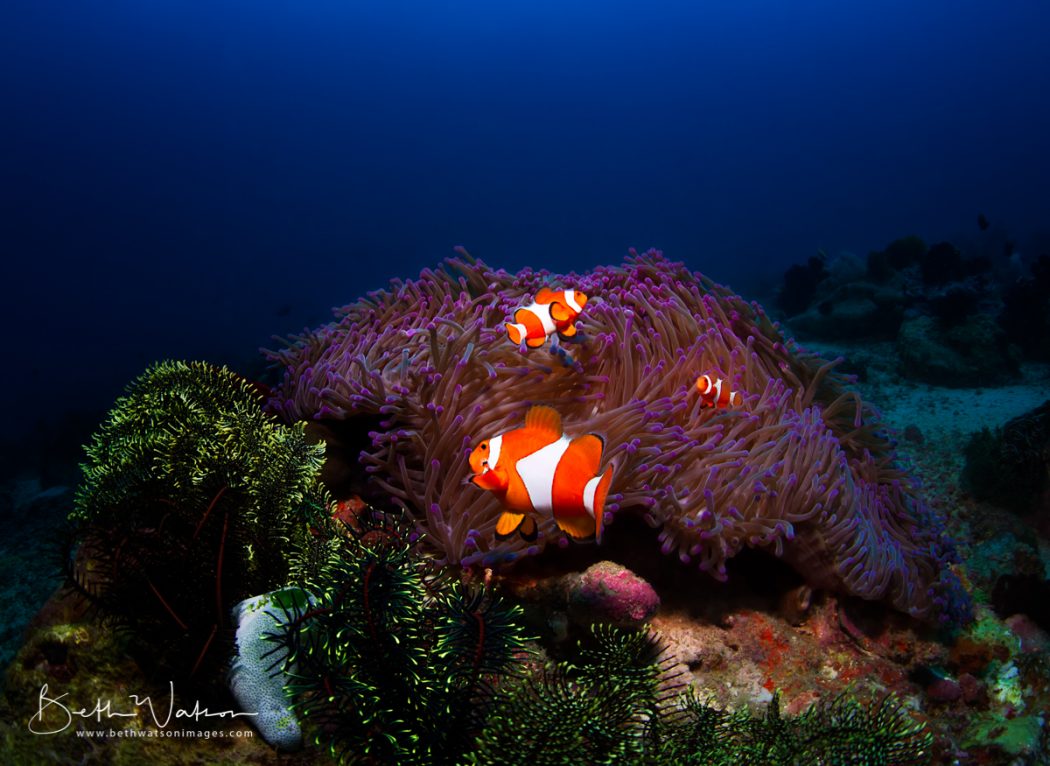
[
  {"xmin": 0, "ymin": 590, "xmax": 327, "ymax": 765},
  {"xmin": 565, "ymin": 561, "xmax": 660, "ymax": 629},
  {"xmin": 897, "ymin": 315, "xmax": 1017, "ymax": 387}
]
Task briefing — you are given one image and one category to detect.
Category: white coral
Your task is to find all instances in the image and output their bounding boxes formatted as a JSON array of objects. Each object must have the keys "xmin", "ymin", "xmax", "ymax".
[{"xmin": 228, "ymin": 589, "xmax": 309, "ymax": 750}]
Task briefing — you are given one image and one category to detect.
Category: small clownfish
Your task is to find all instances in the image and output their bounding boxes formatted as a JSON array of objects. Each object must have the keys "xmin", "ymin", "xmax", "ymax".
[
  {"xmin": 468, "ymin": 405, "xmax": 613, "ymax": 542},
  {"xmin": 695, "ymin": 374, "xmax": 742, "ymax": 409},
  {"xmin": 505, "ymin": 287, "xmax": 588, "ymax": 349}
]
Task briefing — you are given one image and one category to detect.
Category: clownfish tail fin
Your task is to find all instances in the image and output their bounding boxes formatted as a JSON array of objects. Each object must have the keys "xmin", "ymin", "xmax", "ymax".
[{"xmin": 593, "ymin": 466, "xmax": 613, "ymax": 543}]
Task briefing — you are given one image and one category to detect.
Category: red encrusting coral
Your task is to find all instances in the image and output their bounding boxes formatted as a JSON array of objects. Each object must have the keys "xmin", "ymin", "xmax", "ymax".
[{"xmin": 265, "ymin": 250, "xmax": 970, "ymax": 623}]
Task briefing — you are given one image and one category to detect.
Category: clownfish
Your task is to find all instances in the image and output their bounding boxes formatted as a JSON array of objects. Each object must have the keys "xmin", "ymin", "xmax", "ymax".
[
  {"xmin": 505, "ymin": 287, "xmax": 588, "ymax": 349},
  {"xmin": 695, "ymin": 374, "xmax": 742, "ymax": 409},
  {"xmin": 469, "ymin": 405, "xmax": 613, "ymax": 542}
]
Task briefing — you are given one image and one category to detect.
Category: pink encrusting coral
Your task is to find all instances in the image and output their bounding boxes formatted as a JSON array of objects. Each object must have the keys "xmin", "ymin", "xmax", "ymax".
[{"xmin": 265, "ymin": 251, "xmax": 970, "ymax": 623}]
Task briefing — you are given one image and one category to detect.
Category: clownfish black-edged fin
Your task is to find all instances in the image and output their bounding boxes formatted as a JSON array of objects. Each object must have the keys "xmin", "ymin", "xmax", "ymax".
[
  {"xmin": 549, "ymin": 301, "xmax": 571, "ymax": 323},
  {"xmin": 593, "ymin": 465, "xmax": 613, "ymax": 543},
  {"xmin": 524, "ymin": 405, "xmax": 563, "ymax": 438},
  {"xmin": 495, "ymin": 511, "xmax": 526, "ymax": 539},
  {"xmin": 559, "ymin": 322, "xmax": 578, "ymax": 337},
  {"xmin": 534, "ymin": 287, "xmax": 559, "ymax": 304},
  {"xmin": 525, "ymin": 335, "xmax": 546, "ymax": 348},
  {"xmin": 569, "ymin": 433, "xmax": 604, "ymax": 471},
  {"xmin": 518, "ymin": 515, "xmax": 538, "ymax": 541}
]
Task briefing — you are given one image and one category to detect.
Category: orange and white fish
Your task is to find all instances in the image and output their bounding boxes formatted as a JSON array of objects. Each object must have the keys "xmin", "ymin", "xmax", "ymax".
[
  {"xmin": 505, "ymin": 287, "xmax": 588, "ymax": 349},
  {"xmin": 695, "ymin": 374, "xmax": 742, "ymax": 409},
  {"xmin": 468, "ymin": 405, "xmax": 612, "ymax": 542}
]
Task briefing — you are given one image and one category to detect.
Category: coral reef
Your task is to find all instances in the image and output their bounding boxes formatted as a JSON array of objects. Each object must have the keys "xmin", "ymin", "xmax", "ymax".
[
  {"xmin": 266, "ymin": 251, "xmax": 967, "ymax": 622},
  {"xmin": 471, "ymin": 624, "xmax": 933, "ymax": 766},
  {"xmin": 68, "ymin": 360, "xmax": 331, "ymax": 685},
  {"xmin": 896, "ymin": 313, "xmax": 1015, "ymax": 388},
  {"xmin": 999, "ymin": 254, "xmax": 1050, "ymax": 361},
  {"xmin": 777, "ymin": 235, "xmax": 1033, "ymax": 386},
  {"xmin": 961, "ymin": 399, "xmax": 1050, "ymax": 519},
  {"xmin": 776, "ymin": 252, "xmax": 828, "ymax": 317},
  {"xmin": 0, "ymin": 479, "xmax": 69, "ymax": 674}
]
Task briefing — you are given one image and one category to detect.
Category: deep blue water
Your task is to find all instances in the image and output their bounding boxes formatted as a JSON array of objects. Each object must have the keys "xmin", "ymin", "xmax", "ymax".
[{"xmin": 3, "ymin": 0, "xmax": 1049, "ymax": 446}]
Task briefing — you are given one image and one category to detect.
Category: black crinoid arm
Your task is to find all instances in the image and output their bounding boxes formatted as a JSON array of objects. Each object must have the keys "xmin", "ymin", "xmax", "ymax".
[
  {"xmin": 263, "ymin": 508, "xmax": 530, "ymax": 766},
  {"xmin": 66, "ymin": 360, "xmax": 330, "ymax": 691}
]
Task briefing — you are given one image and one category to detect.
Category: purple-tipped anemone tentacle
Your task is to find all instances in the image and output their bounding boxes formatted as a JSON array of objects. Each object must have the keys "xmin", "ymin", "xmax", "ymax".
[{"xmin": 264, "ymin": 250, "xmax": 970, "ymax": 623}]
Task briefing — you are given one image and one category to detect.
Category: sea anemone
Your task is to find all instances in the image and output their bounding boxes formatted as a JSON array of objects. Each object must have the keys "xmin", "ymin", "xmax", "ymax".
[{"xmin": 265, "ymin": 251, "xmax": 969, "ymax": 623}]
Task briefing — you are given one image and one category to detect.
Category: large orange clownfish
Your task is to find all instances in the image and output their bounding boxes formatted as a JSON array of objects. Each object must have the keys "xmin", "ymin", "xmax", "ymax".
[
  {"xmin": 505, "ymin": 287, "xmax": 588, "ymax": 349},
  {"xmin": 695, "ymin": 374, "xmax": 742, "ymax": 409},
  {"xmin": 468, "ymin": 405, "xmax": 613, "ymax": 542}
]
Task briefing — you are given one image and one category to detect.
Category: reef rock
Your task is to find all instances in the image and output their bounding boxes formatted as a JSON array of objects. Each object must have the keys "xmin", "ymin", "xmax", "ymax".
[
  {"xmin": 897, "ymin": 314, "xmax": 1017, "ymax": 387},
  {"xmin": 565, "ymin": 561, "xmax": 660, "ymax": 629}
]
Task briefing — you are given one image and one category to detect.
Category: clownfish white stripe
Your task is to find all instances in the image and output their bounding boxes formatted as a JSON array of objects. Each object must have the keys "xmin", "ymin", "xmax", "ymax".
[
  {"xmin": 564, "ymin": 289, "xmax": 583, "ymax": 314},
  {"xmin": 534, "ymin": 305, "xmax": 557, "ymax": 335},
  {"xmin": 582, "ymin": 474, "xmax": 601, "ymax": 519},
  {"xmin": 712, "ymin": 377, "xmax": 723, "ymax": 399},
  {"xmin": 487, "ymin": 434, "xmax": 503, "ymax": 470},
  {"xmin": 516, "ymin": 436, "xmax": 572, "ymax": 512}
]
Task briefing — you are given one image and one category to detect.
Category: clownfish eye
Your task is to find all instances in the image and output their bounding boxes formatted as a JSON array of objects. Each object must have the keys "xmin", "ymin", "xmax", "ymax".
[{"xmin": 480, "ymin": 443, "xmax": 488, "ymax": 451}]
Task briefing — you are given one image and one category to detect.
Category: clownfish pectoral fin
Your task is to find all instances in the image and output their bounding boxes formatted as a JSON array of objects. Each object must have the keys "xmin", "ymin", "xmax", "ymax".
[
  {"xmin": 524, "ymin": 405, "xmax": 563, "ymax": 438},
  {"xmin": 534, "ymin": 287, "xmax": 559, "ymax": 304},
  {"xmin": 518, "ymin": 515, "xmax": 538, "ymax": 541},
  {"xmin": 559, "ymin": 321, "xmax": 578, "ymax": 338},
  {"xmin": 505, "ymin": 322, "xmax": 523, "ymax": 346},
  {"xmin": 495, "ymin": 511, "xmax": 526, "ymax": 539},
  {"xmin": 525, "ymin": 335, "xmax": 547, "ymax": 348},
  {"xmin": 548, "ymin": 301, "xmax": 571, "ymax": 323}
]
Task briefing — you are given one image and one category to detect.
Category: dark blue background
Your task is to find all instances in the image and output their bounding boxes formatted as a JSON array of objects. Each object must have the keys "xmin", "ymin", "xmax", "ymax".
[{"xmin": 3, "ymin": 0, "xmax": 1048, "ymax": 444}]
